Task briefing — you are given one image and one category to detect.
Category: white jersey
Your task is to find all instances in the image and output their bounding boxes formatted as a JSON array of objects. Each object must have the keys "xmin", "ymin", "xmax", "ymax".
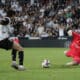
[{"xmin": 0, "ymin": 24, "xmax": 11, "ymax": 41}]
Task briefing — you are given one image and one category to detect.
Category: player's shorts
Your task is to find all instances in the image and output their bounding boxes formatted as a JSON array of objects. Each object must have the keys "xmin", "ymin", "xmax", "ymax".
[{"xmin": 0, "ymin": 38, "xmax": 13, "ymax": 50}]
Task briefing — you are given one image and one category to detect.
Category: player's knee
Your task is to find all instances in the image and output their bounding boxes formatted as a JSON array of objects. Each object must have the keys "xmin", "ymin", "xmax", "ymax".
[
  {"xmin": 19, "ymin": 47, "xmax": 24, "ymax": 52},
  {"xmin": 13, "ymin": 42, "xmax": 24, "ymax": 51},
  {"xmin": 17, "ymin": 45, "xmax": 24, "ymax": 51}
]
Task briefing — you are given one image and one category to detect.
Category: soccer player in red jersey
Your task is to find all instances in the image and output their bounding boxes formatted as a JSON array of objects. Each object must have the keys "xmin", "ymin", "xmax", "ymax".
[{"xmin": 64, "ymin": 30, "xmax": 80, "ymax": 66}]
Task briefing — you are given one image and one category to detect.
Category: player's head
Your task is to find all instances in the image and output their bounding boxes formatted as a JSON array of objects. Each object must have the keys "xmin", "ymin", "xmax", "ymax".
[{"xmin": 1, "ymin": 17, "xmax": 11, "ymax": 25}]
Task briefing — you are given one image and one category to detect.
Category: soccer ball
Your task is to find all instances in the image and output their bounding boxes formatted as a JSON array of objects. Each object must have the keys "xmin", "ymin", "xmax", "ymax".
[{"xmin": 41, "ymin": 59, "xmax": 50, "ymax": 68}]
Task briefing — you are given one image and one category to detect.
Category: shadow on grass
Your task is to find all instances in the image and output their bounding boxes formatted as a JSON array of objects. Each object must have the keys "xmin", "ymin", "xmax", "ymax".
[{"xmin": 51, "ymin": 64, "xmax": 80, "ymax": 70}]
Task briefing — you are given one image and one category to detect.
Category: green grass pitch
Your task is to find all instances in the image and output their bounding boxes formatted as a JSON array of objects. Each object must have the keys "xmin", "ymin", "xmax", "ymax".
[{"xmin": 0, "ymin": 48, "xmax": 80, "ymax": 80}]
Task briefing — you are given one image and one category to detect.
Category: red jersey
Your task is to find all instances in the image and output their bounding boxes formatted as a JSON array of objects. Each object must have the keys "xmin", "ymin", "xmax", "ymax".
[{"xmin": 70, "ymin": 32, "xmax": 80, "ymax": 49}]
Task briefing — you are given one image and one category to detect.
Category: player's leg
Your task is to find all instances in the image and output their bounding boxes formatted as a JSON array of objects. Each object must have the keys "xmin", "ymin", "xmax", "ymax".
[
  {"xmin": 18, "ymin": 50, "xmax": 24, "ymax": 70},
  {"xmin": 66, "ymin": 56, "xmax": 80, "ymax": 66},
  {"xmin": 11, "ymin": 49, "xmax": 18, "ymax": 69},
  {"xmin": 11, "ymin": 37, "xmax": 19, "ymax": 69},
  {"xmin": 65, "ymin": 60, "xmax": 79, "ymax": 66},
  {"xmin": 64, "ymin": 49, "xmax": 79, "ymax": 66},
  {"xmin": 12, "ymin": 42, "xmax": 25, "ymax": 70},
  {"xmin": 0, "ymin": 38, "xmax": 25, "ymax": 71},
  {"xmin": 12, "ymin": 49, "xmax": 17, "ymax": 61}
]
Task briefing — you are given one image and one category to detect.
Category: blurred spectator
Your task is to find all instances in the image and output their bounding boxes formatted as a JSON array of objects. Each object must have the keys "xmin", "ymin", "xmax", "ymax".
[{"xmin": 0, "ymin": 0, "xmax": 80, "ymax": 39}]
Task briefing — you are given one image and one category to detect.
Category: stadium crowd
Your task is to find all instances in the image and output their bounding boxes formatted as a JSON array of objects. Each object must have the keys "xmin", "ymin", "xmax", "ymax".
[{"xmin": 0, "ymin": 0, "xmax": 80, "ymax": 39}]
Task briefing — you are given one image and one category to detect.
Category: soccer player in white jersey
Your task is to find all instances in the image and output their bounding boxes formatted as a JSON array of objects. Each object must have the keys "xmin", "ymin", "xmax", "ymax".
[{"xmin": 0, "ymin": 17, "xmax": 25, "ymax": 71}]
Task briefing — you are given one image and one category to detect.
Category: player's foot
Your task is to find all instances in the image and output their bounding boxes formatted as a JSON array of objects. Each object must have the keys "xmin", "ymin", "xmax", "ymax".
[
  {"xmin": 11, "ymin": 64, "xmax": 25, "ymax": 71},
  {"xmin": 65, "ymin": 61, "xmax": 79, "ymax": 66},
  {"xmin": 18, "ymin": 65, "xmax": 25, "ymax": 71},
  {"xmin": 11, "ymin": 61, "xmax": 18, "ymax": 69}
]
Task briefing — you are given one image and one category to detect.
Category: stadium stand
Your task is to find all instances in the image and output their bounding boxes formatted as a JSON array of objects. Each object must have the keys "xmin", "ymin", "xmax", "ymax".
[{"xmin": 0, "ymin": 0, "xmax": 80, "ymax": 40}]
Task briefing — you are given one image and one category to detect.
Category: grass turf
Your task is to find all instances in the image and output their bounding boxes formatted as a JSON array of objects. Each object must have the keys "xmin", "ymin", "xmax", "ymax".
[{"xmin": 0, "ymin": 48, "xmax": 80, "ymax": 80}]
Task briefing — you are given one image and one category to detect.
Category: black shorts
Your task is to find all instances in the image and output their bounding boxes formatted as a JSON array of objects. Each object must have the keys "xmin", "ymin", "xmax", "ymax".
[{"xmin": 0, "ymin": 38, "xmax": 13, "ymax": 50}]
